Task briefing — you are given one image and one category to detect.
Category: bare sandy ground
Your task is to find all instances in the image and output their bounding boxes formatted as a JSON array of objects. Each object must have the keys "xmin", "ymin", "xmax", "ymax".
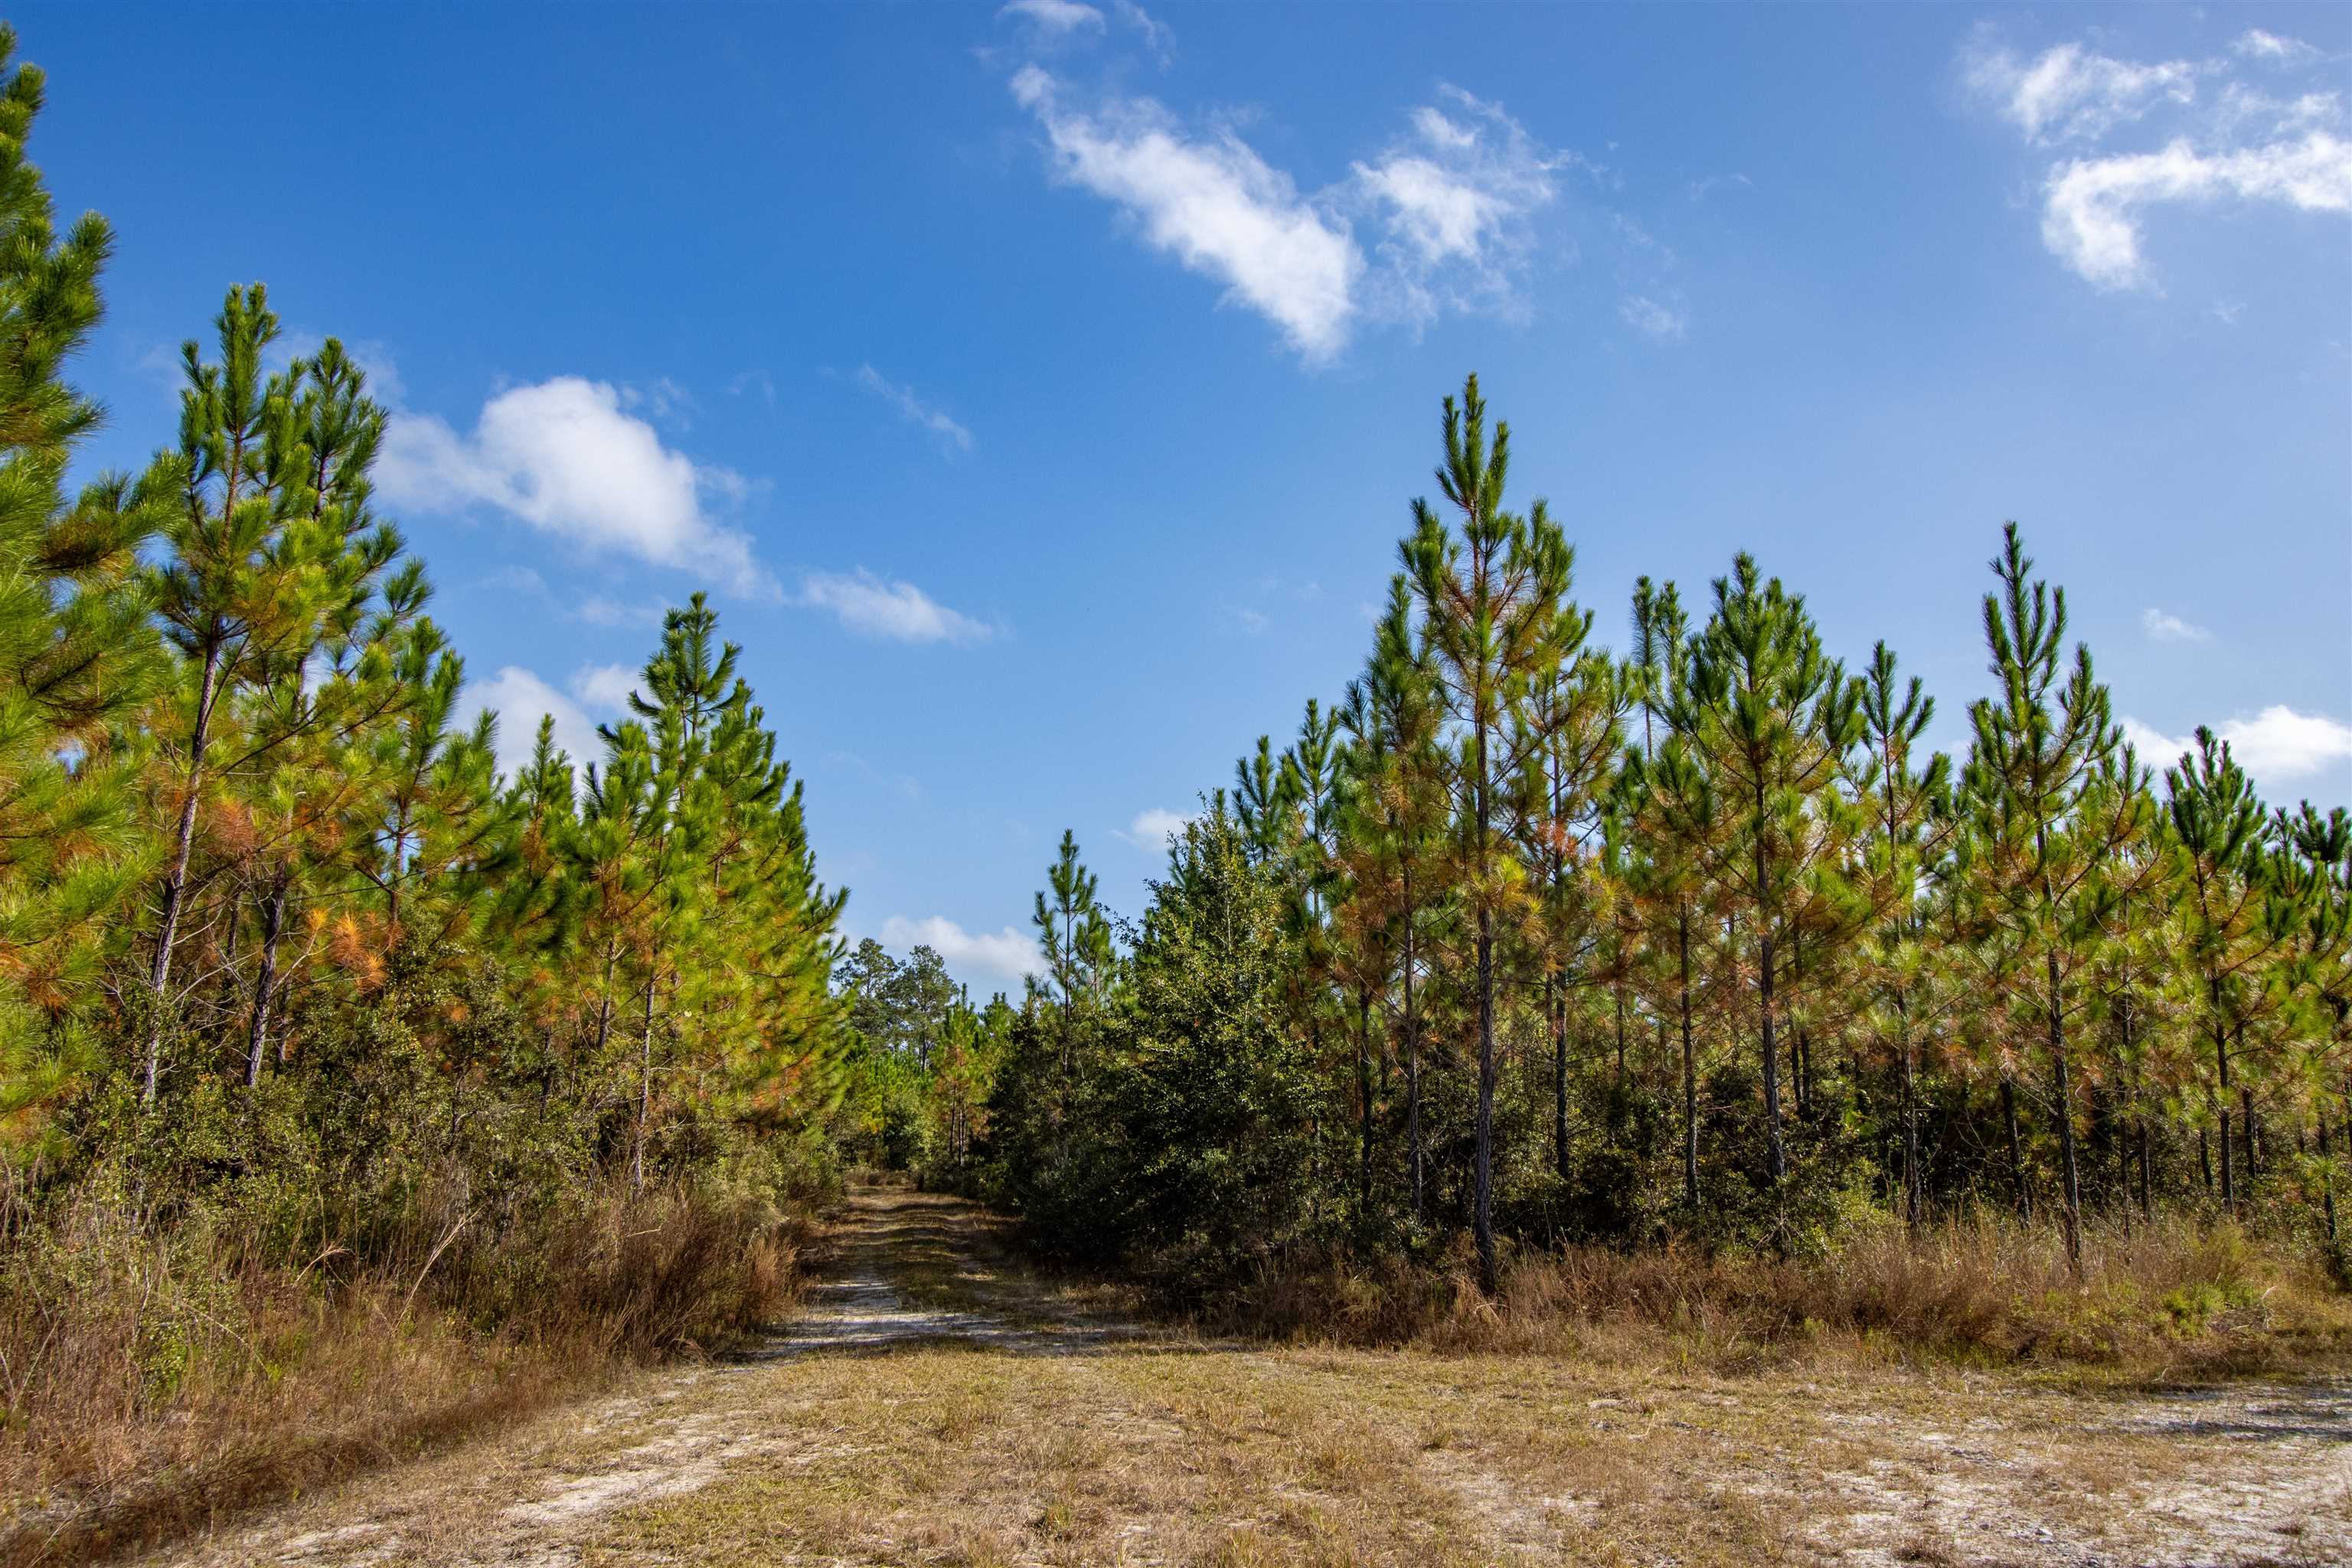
[{"xmin": 138, "ymin": 1189, "xmax": 2350, "ymax": 1568}]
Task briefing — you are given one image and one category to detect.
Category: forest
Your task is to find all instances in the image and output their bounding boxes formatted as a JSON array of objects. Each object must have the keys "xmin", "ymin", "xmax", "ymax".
[
  {"xmin": 0, "ymin": 15, "xmax": 2346, "ymax": 1561},
  {"xmin": 958, "ymin": 374, "xmax": 2350, "ymax": 1314}
]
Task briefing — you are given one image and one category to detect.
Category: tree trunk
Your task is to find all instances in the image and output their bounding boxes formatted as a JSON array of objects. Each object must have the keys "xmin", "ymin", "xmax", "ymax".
[
  {"xmin": 2213, "ymin": 985, "xmax": 2235, "ymax": 1209},
  {"xmin": 1551, "ymin": 969, "xmax": 1570, "ymax": 1182},
  {"xmin": 2319, "ymin": 1112, "xmax": 2339, "ymax": 1248},
  {"xmin": 1472, "ymin": 706, "xmax": 1497, "ymax": 1295},
  {"xmin": 2047, "ymin": 950, "xmax": 2082, "ymax": 1270},
  {"xmin": 1356, "ymin": 989, "xmax": 1374, "ymax": 1214},
  {"xmin": 1403, "ymin": 874, "xmax": 1423, "ymax": 1227},
  {"xmin": 1756, "ymin": 827, "xmax": 1785, "ymax": 1187},
  {"xmin": 1679, "ymin": 911, "xmax": 1698, "ymax": 1210},
  {"xmin": 2002, "ymin": 1076, "xmax": 2027, "ymax": 1219},
  {"xmin": 2136, "ymin": 1119, "xmax": 2152, "ymax": 1222},
  {"xmin": 1899, "ymin": 991, "xmax": 1920, "ymax": 1231},
  {"xmin": 244, "ymin": 870, "xmax": 290, "ymax": 1088},
  {"xmin": 1474, "ymin": 902, "xmax": 1497, "ymax": 1292},
  {"xmin": 632, "ymin": 974, "xmax": 656, "ymax": 1194},
  {"xmin": 143, "ymin": 644, "xmax": 224, "ymax": 1104}
]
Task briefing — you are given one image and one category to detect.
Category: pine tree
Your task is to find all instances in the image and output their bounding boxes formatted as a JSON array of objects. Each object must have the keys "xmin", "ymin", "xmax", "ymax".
[
  {"xmin": 1851, "ymin": 639, "xmax": 1951, "ymax": 1227},
  {"xmin": 1676, "ymin": 553, "xmax": 1860, "ymax": 1194},
  {"xmin": 1336, "ymin": 577, "xmax": 1448, "ymax": 1223},
  {"xmin": 1033, "ymin": 829, "xmax": 1106, "ymax": 1011},
  {"xmin": 1401, "ymin": 373, "xmax": 1583, "ymax": 1292},
  {"xmin": 1962, "ymin": 523, "xmax": 2124, "ymax": 1266},
  {"xmin": 0, "ymin": 31, "xmax": 172, "ymax": 1142}
]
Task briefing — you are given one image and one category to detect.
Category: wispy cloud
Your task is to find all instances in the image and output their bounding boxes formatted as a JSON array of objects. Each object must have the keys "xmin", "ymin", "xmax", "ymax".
[
  {"xmin": 1961, "ymin": 24, "xmax": 2352, "ymax": 292},
  {"xmin": 855, "ymin": 365, "xmax": 975, "ymax": 454},
  {"xmin": 726, "ymin": 368, "xmax": 777, "ymax": 407},
  {"xmin": 1110, "ymin": 0, "xmax": 1174, "ymax": 66},
  {"xmin": 1963, "ymin": 34, "xmax": 2199, "ymax": 146},
  {"xmin": 879, "ymin": 914, "xmax": 1046, "ymax": 982},
  {"xmin": 1008, "ymin": 64, "xmax": 1599, "ymax": 364},
  {"xmin": 1619, "ymin": 293, "xmax": 1689, "ymax": 341},
  {"xmin": 799, "ymin": 569, "xmax": 996, "ymax": 644},
  {"xmin": 2043, "ymin": 132, "xmax": 2352, "ymax": 291},
  {"xmin": 2141, "ymin": 606, "xmax": 2212, "ymax": 643},
  {"xmin": 2234, "ymin": 30, "xmax": 2320, "ymax": 66},
  {"xmin": 1350, "ymin": 87, "xmax": 1577, "ymax": 325},
  {"xmin": 998, "ymin": 0, "xmax": 1103, "ymax": 36},
  {"xmin": 380, "ymin": 377, "xmax": 768, "ymax": 593},
  {"xmin": 1011, "ymin": 66, "xmax": 1361, "ymax": 361}
]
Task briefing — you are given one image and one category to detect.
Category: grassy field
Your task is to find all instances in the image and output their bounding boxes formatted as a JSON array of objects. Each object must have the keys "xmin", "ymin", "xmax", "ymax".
[{"xmin": 110, "ymin": 1187, "xmax": 2350, "ymax": 1568}]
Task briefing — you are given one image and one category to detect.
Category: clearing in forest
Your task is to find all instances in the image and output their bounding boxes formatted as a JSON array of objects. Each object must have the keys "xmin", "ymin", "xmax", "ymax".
[{"xmin": 142, "ymin": 1187, "xmax": 2350, "ymax": 1568}]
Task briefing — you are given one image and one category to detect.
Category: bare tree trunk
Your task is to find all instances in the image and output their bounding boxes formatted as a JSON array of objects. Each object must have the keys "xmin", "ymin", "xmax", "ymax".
[
  {"xmin": 1472, "ymin": 711, "xmax": 1498, "ymax": 1295},
  {"xmin": 1551, "ymin": 970, "xmax": 1570, "ymax": 1181},
  {"xmin": 2213, "ymin": 984, "xmax": 2235, "ymax": 1209},
  {"xmin": 1679, "ymin": 911, "xmax": 1698, "ymax": 1209},
  {"xmin": 1403, "ymin": 870, "xmax": 1423, "ymax": 1227},
  {"xmin": 2003, "ymin": 1076, "xmax": 2028, "ymax": 1219},
  {"xmin": 244, "ymin": 870, "xmax": 290, "ymax": 1087},
  {"xmin": 632, "ymin": 974, "xmax": 656, "ymax": 1194},
  {"xmin": 1357, "ymin": 989, "xmax": 1374, "ymax": 1214},
  {"xmin": 144, "ymin": 646, "xmax": 224, "ymax": 1104},
  {"xmin": 1756, "ymin": 827, "xmax": 1785, "ymax": 1187},
  {"xmin": 1899, "ymin": 990, "xmax": 1920, "ymax": 1231},
  {"xmin": 2048, "ymin": 949, "xmax": 2082, "ymax": 1270}
]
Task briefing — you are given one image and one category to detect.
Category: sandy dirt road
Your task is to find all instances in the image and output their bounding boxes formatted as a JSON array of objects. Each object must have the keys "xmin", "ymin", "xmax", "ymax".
[{"xmin": 139, "ymin": 1187, "xmax": 2351, "ymax": 1567}]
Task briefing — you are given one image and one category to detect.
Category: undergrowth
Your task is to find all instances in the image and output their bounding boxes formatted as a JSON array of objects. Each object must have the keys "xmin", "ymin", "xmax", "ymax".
[
  {"xmin": 1207, "ymin": 1210, "xmax": 2352, "ymax": 1377},
  {"xmin": 0, "ymin": 1171, "xmax": 817, "ymax": 1566}
]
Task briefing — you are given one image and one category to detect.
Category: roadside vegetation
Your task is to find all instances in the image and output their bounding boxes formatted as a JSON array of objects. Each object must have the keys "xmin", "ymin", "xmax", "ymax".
[
  {"xmin": 0, "ymin": 29, "xmax": 847, "ymax": 1558},
  {"xmin": 942, "ymin": 377, "xmax": 2352, "ymax": 1375}
]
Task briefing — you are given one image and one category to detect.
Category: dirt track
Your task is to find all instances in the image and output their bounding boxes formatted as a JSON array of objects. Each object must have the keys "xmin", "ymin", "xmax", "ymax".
[{"xmin": 141, "ymin": 1187, "xmax": 2352, "ymax": 1566}]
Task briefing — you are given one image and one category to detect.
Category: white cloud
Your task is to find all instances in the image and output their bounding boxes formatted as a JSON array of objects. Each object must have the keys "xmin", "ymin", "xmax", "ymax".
[
  {"xmin": 2043, "ymin": 131, "xmax": 2352, "ymax": 289},
  {"xmin": 726, "ymin": 368, "xmax": 777, "ymax": 407},
  {"xmin": 2234, "ymin": 30, "xmax": 2318, "ymax": 65},
  {"xmin": 576, "ymin": 596, "xmax": 665, "ymax": 629},
  {"xmin": 2141, "ymin": 607, "xmax": 2213, "ymax": 643},
  {"xmin": 879, "ymin": 914, "xmax": 1047, "ymax": 982},
  {"xmin": 1115, "ymin": 806, "xmax": 1195, "ymax": 849},
  {"xmin": 380, "ymin": 377, "xmax": 767, "ymax": 593},
  {"xmin": 1620, "ymin": 294, "xmax": 1689, "ymax": 341},
  {"xmin": 1012, "ymin": 66, "xmax": 1363, "ymax": 361},
  {"xmin": 999, "ymin": 0, "xmax": 1103, "ymax": 34},
  {"xmin": 798, "ymin": 570, "xmax": 995, "ymax": 644},
  {"xmin": 621, "ymin": 375, "xmax": 696, "ymax": 429},
  {"xmin": 469, "ymin": 665, "xmax": 600, "ymax": 784},
  {"xmin": 571, "ymin": 662, "xmax": 640, "ymax": 711},
  {"xmin": 855, "ymin": 365, "xmax": 975, "ymax": 454},
  {"xmin": 1350, "ymin": 88, "xmax": 1571, "ymax": 324},
  {"xmin": 2125, "ymin": 706, "xmax": 2352, "ymax": 784},
  {"xmin": 1962, "ymin": 28, "xmax": 2352, "ymax": 292},
  {"xmin": 1109, "ymin": 0, "xmax": 1173, "ymax": 65},
  {"xmin": 1963, "ymin": 36, "xmax": 2199, "ymax": 146},
  {"xmin": 1345, "ymin": 90, "xmax": 1580, "ymax": 324}
]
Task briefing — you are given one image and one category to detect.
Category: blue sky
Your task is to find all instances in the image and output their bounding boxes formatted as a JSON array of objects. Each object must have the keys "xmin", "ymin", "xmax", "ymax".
[{"xmin": 28, "ymin": 2, "xmax": 2352, "ymax": 995}]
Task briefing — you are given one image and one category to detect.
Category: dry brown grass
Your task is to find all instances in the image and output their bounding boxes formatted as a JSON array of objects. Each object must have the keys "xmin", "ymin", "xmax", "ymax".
[
  {"xmin": 1232, "ymin": 1211, "xmax": 2352, "ymax": 1377},
  {"xmin": 0, "ymin": 1183, "xmax": 805, "ymax": 1566}
]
